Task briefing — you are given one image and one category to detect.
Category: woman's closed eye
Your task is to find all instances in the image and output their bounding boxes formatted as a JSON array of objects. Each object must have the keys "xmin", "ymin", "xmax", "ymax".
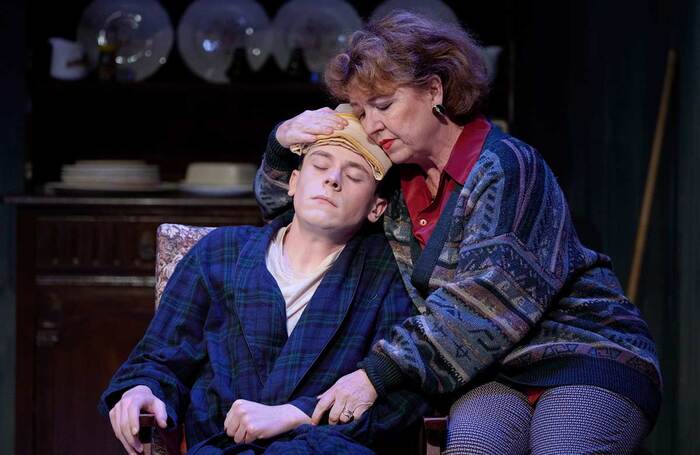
[{"xmin": 376, "ymin": 102, "xmax": 392, "ymax": 111}]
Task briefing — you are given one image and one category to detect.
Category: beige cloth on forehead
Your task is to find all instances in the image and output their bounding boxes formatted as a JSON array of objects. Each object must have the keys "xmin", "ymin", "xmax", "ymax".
[{"xmin": 290, "ymin": 104, "xmax": 392, "ymax": 180}]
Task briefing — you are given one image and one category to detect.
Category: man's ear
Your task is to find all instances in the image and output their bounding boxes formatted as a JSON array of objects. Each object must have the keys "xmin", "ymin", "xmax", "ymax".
[
  {"xmin": 288, "ymin": 169, "xmax": 300, "ymax": 197},
  {"xmin": 366, "ymin": 196, "xmax": 388, "ymax": 223}
]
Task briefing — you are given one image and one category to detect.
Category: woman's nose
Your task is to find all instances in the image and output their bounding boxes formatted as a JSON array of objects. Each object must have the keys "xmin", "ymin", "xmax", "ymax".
[{"xmin": 361, "ymin": 110, "xmax": 382, "ymax": 137}]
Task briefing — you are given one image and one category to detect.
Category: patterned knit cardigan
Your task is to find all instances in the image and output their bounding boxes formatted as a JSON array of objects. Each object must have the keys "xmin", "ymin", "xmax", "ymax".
[{"xmin": 255, "ymin": 124, "xmax": 662, "ymax": 421}]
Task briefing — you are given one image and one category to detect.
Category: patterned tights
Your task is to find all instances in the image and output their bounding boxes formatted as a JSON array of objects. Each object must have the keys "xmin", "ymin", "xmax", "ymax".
[{"xmin": 443, "ymin": 381, "xmax": 650, "ymax": 455}]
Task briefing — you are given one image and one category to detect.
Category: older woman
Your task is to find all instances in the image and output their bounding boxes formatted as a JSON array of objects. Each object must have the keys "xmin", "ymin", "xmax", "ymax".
[{"xmin": 255, "ymin": 11, "xmax": 661, "ymax": 454}]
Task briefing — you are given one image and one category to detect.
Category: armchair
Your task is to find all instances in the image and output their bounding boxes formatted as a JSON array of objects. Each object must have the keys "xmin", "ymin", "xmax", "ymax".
[{"xmin": 136, "ymin": 224, "xmax": 447, "ymax": 455}]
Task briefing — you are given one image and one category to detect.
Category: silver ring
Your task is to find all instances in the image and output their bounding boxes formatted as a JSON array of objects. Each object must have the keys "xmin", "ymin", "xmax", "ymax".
[{"xmin": 342, "ymin": 409, "xmax": 354, "ymax": 419}]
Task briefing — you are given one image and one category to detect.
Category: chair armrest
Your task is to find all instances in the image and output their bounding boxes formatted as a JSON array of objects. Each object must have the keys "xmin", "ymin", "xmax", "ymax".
[
  {"xmin": 139, "ymin": 413, "xmax": 157, "ymax": 444},
  {"xmin": 423, "ymin": 416, "xmax": 448, "ymax": 431},
  {"xmin": 423, "ymin": 416, "xmax": 448, "ymax": 455},
  {"xmin": 139, "ymin": 413, "xmax": 186, "ymax": 455}
]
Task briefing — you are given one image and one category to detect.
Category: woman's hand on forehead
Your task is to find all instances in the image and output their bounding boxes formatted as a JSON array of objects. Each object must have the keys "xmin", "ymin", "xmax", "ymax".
[{"xmin": 276, "ymin": 107, "xmax": 348, "ymax": 149}]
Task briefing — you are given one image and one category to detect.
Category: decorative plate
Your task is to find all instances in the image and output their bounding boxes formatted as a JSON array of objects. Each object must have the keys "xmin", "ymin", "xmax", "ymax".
[
  {"xmin": 272, "ymin": 0, "xmax": 362, "ymax": 73},
  {"xmin": 77, "ymin": 0, "xmax": 174, "ymax": 81},
  {"xmin": 370, "ymin": 0, "xmax": 459, "ymax": 25},
  {"xmin": 177, "ymin": 0, "xmax": 271, "ymax": 83}
]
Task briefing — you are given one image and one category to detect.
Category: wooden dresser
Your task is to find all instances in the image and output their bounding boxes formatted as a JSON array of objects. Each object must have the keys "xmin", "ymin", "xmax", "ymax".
[{"xmin": 6, "ymin": 195, "xmax": 262, "ymax": 455}]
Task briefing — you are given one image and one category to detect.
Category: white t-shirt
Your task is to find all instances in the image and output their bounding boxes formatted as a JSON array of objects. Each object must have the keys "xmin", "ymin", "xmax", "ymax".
[{"xmin": 265, "ymin": 225, "xmax": 345, "ymax": 335}]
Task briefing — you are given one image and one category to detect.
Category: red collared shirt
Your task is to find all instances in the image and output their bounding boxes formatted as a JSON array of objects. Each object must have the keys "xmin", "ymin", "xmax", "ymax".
[{"xmin": 399, "ymin": 115, "xmax": 492, "ymax": 248}]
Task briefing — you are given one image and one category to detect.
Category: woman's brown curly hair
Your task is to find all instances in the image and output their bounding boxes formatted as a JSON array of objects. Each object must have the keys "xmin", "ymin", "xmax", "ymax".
[{"xmin": 325, "ymin": 11, "xmax": 489, "ymax": 124}]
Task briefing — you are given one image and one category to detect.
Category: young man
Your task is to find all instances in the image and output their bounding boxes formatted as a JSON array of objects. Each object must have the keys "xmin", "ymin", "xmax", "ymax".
[{"xmin": 100, "ymin": 106, "xmax": 429, "ymax": 455}]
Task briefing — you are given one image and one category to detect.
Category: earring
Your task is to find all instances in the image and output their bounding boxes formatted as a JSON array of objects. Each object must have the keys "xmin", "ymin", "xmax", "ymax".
[{"xmin": 432, "ymin": 104, "xmax": 447, "ymax": 117}]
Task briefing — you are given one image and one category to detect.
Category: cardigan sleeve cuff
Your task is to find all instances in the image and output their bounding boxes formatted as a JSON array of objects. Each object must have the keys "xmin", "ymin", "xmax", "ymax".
[
  {"xmin": 359, "ymin": 352, "xmax": 405, "ymax": 397},
  {"xmin": 265, "ymin": 124, "xmax": 299, "ymax": 172}
]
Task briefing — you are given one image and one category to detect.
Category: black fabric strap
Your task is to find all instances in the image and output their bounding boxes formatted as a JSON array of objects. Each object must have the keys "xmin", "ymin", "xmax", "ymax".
[{"xmin": 410, "ymin": 183, "xmax": 463, "ymax": 298}]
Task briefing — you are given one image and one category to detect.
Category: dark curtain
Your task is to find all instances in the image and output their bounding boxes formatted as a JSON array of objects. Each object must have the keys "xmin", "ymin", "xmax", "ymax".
[
  {"xmin": 513, "ymin": 0, "xmax": 699, "ymax": 452},
  {"xmin": 673, "ymin": 0, "xmax": 700, "ymax": 453}
]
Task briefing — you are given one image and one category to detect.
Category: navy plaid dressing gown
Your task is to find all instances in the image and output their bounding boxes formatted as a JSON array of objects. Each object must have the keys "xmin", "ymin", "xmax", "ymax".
[{"xmin": 100, "ymin": 212, "xmax": 430, "ymax": 453}]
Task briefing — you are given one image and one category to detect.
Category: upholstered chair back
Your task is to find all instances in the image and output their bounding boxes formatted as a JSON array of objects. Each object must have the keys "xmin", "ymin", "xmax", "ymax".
[{"xmin": 155, "ymin": 224, "xmax": 215, "ymax": 308}]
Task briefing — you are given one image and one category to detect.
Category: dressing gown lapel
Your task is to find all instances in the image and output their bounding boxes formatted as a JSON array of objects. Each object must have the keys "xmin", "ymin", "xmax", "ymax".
[
  {"xmin": 229, "ymin": 215, "xmax": 290, "ymax": 387},
  {"xmin": 259, "ymin": 235, "xmax": 366, "ymax": 404}
]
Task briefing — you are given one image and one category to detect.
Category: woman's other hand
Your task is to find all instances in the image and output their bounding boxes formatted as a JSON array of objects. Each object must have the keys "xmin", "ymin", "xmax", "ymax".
[
  {"xmin": 275, "ymin": 107, "xmax": 348, "ymax": 148},
  {"xmin": 312, "ymin": 369, "xmax": 378, "ymax": 425}
]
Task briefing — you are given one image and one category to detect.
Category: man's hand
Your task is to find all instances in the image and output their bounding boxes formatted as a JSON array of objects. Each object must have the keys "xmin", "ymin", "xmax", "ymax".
[
  {"xmin": 275, "ymin": 107, "xmax": 348, "ymax": 148},
  {"xmin": 312, "ymin": 369, "xmax": 377, "ymax": 425},
  {"xmin": 224, "ymin": 400, "xmax": 311, "ymax": 444},
  {"xmin": 109, "ymin": 385, "xmax": 168, "ymax": 455}
]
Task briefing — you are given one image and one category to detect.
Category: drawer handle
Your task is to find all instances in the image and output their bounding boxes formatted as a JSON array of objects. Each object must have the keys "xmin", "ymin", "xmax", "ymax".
[
  {"xmin": 138, "ymin": 232, "xmax": 155, "ymax": 262},
  {"xmin": 36, "ymin": 329, "xmax": 59, "ymax": 348}
]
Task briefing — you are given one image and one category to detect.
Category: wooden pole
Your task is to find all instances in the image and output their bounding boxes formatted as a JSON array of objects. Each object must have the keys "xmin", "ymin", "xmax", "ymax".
[{"xmin": 627, "ymin": 49, "xmax": 676, "ymax": 303}]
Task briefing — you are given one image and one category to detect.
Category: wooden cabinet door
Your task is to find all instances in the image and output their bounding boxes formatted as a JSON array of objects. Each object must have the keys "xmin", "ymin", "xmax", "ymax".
[{"xmin": 34, "ymin": 285, "xmax": 154, "ymax": 455}]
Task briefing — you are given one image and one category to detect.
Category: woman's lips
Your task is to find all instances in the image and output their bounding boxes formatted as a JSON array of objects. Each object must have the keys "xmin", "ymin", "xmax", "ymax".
[{"xmin": 379, "ymin": 139, "xmax": 395, "ymax": 151}]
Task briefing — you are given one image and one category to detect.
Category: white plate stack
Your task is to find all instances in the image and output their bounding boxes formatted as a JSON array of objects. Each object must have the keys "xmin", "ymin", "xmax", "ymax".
[
  {"xmin": 180, "ymin": 162, "xmax": 256, "ymax": 196},
  {"xmin": 56, "ymin": 160, "xmax": 165, "ymax": 191}
]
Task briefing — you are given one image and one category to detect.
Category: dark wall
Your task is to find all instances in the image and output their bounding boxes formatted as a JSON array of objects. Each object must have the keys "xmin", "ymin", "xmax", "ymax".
[{"xmin": 0, "ymin": 0, "xmax": 25, "ymax": 453}]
